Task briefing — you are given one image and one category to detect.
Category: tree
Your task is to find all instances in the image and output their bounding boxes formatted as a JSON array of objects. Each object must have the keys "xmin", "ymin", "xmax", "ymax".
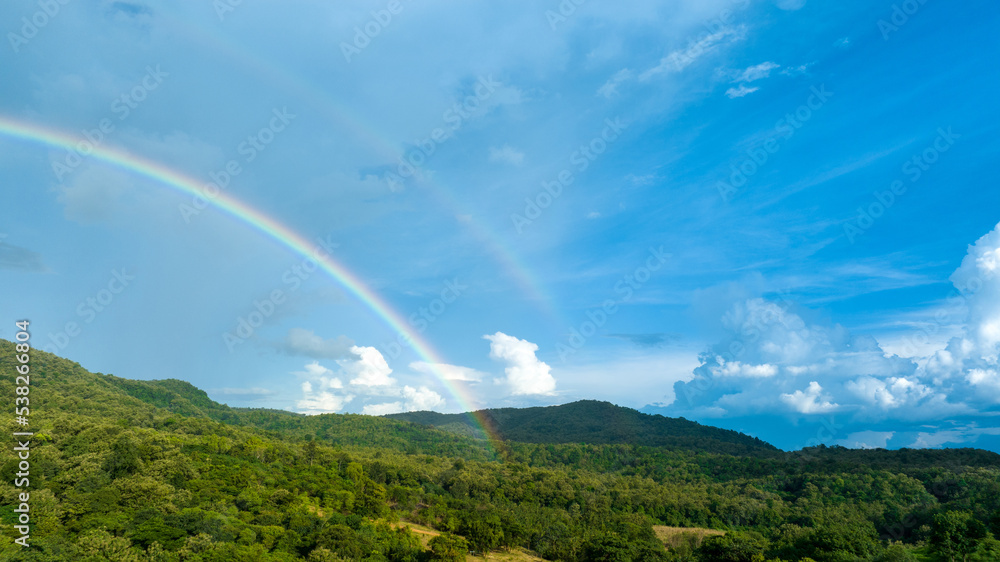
[
  {"xmin": 581, "ymin": 532, "xmax": 634, "ymax": 562},
  {"xmin": 428, "ymin": 533, "xmax": 468, "ymax": 561},
  {"xmin": 463, "ymin": 514, "xmax": 504, "ymax": 554},
  {"xmin": 930, "ymin": 511, "xmax": 988, "ymax": 562},
  {"xmin": 696, "ymin": 532, "xmax": 767, "ymax": 562}
]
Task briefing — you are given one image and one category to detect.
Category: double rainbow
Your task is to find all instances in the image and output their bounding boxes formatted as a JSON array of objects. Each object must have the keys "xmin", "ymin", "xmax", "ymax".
[{"xmin": 0, "ymin": 115, "xmax": 503, "ymax": 451}]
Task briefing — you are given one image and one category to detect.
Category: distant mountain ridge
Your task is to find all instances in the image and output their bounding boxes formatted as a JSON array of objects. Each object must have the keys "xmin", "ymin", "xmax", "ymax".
[{"xmin": 387, "ymin": 400, "xmax": 780, "ymax": 456}]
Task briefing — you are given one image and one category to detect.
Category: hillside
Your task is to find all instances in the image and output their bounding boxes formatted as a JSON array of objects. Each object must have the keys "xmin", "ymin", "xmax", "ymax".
[
  {"xmin": 387, "ymin": 400, "xmax": 779, "ymax": 456},
  {"xmin": 2, "ymin": 339, "xmax": 1000, "ymax": 561}
]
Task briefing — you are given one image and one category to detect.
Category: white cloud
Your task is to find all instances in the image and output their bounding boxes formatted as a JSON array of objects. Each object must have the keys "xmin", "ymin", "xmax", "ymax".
[
  {"xmin": 670, "ymin": 298, "xmax": 958, "ymax": 421},
  {"xmin": 489, "ymin": 144, "xmax": 525, "ymax": 166},
  {"xmin": 586, "ymin": 212, "xmax": 601, "ymax": 220},
  {"xmin": 781, "ymin": 381, "xmax": 839, "ymax": 414},
  {"xmin": 292, "ymin": 348, "xmax": 449, "ymax": 415},
  {"xmin": 293, "ymin": 360, "xmax": 352, "ymax": 414},
  {"xmin": 664, "ymin": 221, "xmax": 1000, "ymax": 438},
  {"xmin": 597, "ymin": 68, "xmax": 633, "ymax": 98},
  {"xmin": 344, "ymin": 346, "xmax": 396, "ymax": 387},
  {"xmin": 293, "ymin": 361, "xmax": 345, "ymax": 389},
  {"xmin": 923, "ymin": 221, "xmax": 1000, "ymax": 405},
  {"xmin": 640, "ymin": 26, "xmax": 745, "ymax": 81},
  {"xmin": 403, "ymin": 385, "xmax": 446, "ymax": 410},
  {"xmin": 298, "ymin": 389, "xmax": 354, "ymax": 414},
  {"xmin": 711, "ymin": 361, "xmax": 778, "ymax": 378},
  {"xmin": 363, "ymin": 402, "xmax": 403, "ymax": 416},
  {"xmin": 410, "ymin": 361, "xmax": 486, "ymax": 382},
  {"xmin": 733, "ymin": 61, "xmax": 780, "ymax": 83},
  {"xmin": 484, "ymin": 332, "xmax": 556, "ymax": 395},
  {"xmin": 362, "ymin": 385, "xmax": 445, "ymax": 415},
  {"xmin": 725, "ymin": 85, "xmax": 759, "ymax": 98}
]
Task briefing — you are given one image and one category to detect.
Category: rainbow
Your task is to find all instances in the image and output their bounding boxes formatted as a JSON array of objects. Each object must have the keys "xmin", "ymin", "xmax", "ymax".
[
  {"xmin": 0, "ymin": 115, "xmax": 504, "ymax": 451},
  {"xmin": 154, "ymin": 9, "xmax": 563, "ymax": 327}
]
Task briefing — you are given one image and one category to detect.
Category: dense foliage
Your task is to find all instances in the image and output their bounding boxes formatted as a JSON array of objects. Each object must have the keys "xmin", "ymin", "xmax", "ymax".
[
  {"xmin": 387, "ymin": 401, "xmax": 778, "ymax": 456},
  {"xmin": 1, "ymin": 340, "xmax": 998, "ymax": 561}
]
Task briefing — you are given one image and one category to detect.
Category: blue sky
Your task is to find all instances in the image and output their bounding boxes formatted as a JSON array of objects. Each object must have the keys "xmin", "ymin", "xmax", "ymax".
[{"xmin": 2, "ymin": 0, "xmax": 999, "ymax": 451}]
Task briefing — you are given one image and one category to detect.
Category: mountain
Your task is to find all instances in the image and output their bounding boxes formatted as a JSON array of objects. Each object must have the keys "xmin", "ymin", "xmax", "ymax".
[
  {"xmin": 387, "ymin": 400, "xmax": 780, "ymax": 456},
  {"xmin": 4, "ymin": 339, "xmax": 1000, "ymax": 562}
]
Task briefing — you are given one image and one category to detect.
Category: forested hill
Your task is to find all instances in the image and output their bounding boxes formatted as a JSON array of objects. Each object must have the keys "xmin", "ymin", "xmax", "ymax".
[
  {"xmin": 387, "ymin": 400, "xmax": 779, "ymax": 456},
  {"xmin": 4, "ymin": 339, "xmax": 1000, "ymax": 561}
]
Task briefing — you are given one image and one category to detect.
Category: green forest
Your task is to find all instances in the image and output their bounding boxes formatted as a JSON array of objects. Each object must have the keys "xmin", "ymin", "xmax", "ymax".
[{"xmin": 1, "ymin": 339, "xmax": 998, "ymax": 561}]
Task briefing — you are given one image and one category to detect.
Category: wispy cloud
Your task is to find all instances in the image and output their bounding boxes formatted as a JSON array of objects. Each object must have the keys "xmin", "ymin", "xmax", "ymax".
[
  {"xmin": 0, "ymin": 235, "xmax": 47, "ymax": 272},
  {"xmin": 725, "ymin": 85, "xmax": 759, "ymax": 98},
  {"xmin": 639, "ymin": 26, "xmax": 746, "ymax": 81},
  {"xmin": 488, "ymin": 144, "xmax": 525, "ymax": 166},
  {"xmin": 597, "ymin": 68, "xmax": 633, "ymax": 99}
]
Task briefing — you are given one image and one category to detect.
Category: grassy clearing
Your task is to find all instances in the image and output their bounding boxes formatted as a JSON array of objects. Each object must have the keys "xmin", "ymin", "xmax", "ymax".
[
  {"xmin": 393, "ymin": 522, "xmax": 545, "ymax": 560},
  {"xmin": 653, "ymin": 525, "xmax": 726, "ymax": 550}
]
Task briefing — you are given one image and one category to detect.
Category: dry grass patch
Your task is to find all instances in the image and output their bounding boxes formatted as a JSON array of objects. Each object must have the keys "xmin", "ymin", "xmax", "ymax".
[
  {"xmin": 392, "ymin": 522, "xmax": 545, "ymax": 560},
  {"xmin": 653, "ymin": 525, "xmax": 726, "ymax": 550}
]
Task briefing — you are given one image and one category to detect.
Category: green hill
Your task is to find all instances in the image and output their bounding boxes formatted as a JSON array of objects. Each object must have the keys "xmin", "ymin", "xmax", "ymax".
[
  {"xmin": 2, "ymin": 339, "xmax": 1000, "ymax": 562},
  {"xmin": 387, "ymin": 400, "xmax": 779, "ymax": 456}
]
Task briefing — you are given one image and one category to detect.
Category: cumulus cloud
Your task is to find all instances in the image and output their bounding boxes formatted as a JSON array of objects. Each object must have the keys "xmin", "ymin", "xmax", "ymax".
[
  {"xmin": 362, "ymin": 385, "xmax": 445, "ymax": 415},
  {"xmin": 278, "ymin": 328, "xmax": 356, "ymax": 359},
  {"xmin": 923, "ymin": 221, "xmax": 1000, "ymax": 406},
  {"xmin": 669, "ymin": 298, "xmax": 954, "ymax": 422},
  {"xmin": 298, "ymin": 384, "xmax": 354, "ymax": 414},
  {"xmin": 661, "ymin": 224, "xmax": 1000, "ymax": 448},
  {"xmin": 484, "ymin": 332, "xmax": 556, "ymax": 395},
  {"xmin": 410, "ymin": 361, "xmax": 486, "ymax": 382},
  {"xmin": 780, "ymin": 381, "xmax": 839, "ymax": 414},
  {"xmin": 294, "ymin": 361, "xmax": 352, "ymax": 414},
  {"xmin": 292, "ymin": 346, "xmax": 451, "ymax": 415},
  {"xmin": 344, "ymin": 346, "xmax": 396, "ymax": 387}
]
